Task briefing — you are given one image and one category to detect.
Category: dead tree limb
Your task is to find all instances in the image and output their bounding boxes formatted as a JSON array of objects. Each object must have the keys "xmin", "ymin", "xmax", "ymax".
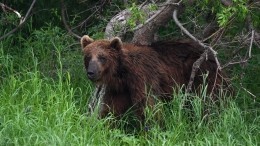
[
  {"xmin": 172, "ymin": 9, "xmax": 221, "ymax": 93},
  {"xmin": 74, "ymin": 1, "xmax": 109, "ymax": 30},
  {"xmin": 0, "ymin": 0, "xmax": 37, "ymax": 41},
  {"xmin": 0, "ymin": 3, "xmax": 22, "ymax": 19},
  {"xmin": 132, "ymin": 0, "xmax": 181, "ymax": 45},
  {"xmin": 222, "ymin": 24, "xmax": 256, "ymax": 69},
  {"xmin": 248, "ymin": 30, "xmax": 255, "ymax": 58},
  {"xmin": 105, "ymin": 0, "xmax": 182, "ymax": 45},
  {"xmin": 61, "ymin": 0, "xmax": 81, "ymax": 39},
  {"xmin": 88, "ymin": 84, "xmax": 106, "ymax": 115},
  {"xmin": 187, "ymin": 50, "xmax": 209, "ymax": 93},
  {"xmin": 240, "ymin": 83, "xmax": 256, "ymax": 102}
]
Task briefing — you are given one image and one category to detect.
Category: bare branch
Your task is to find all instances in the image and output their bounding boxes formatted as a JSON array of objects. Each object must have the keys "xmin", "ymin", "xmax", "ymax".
[
  {"xmin": 132, "ymin": 0, "xmax": 181, "ymax": 45},
  {"xmin": 134, "ymin": 0, "xmax": 182, "ymax": 32},
  {"xmin": 75, "ymin": 7, "xmax": 100, "ymax": 30},
  {"xmin": 248, "ymin": 30, "xmax": 255, "ymax": 58},
  {"xmin": 203, "ymin": 27, "xmax": 224, "ymax": 42},
  {"xmin": 88, "ymin": 85, "xmax": 105, "ymax": 115},
  {"xmin": 0, "ymin": 3, "xmax": 22, "ymax": 19},
  {"xmin": 172, "ymin": 9, "xmax": 222, "ymax": 92},
  {"xmin": 186, "ymin": 50, "xmax": 208, "ymax": 93},
  {"xmin": 240, "ymin": 83, "xmax": 256, "ymax": 102},
  {"xmin": 74, "ymin": 1, "xmax": 109, "ymax": 30},
  {"xmin": 139, "ymin": 0, "xmax": 149, "ymax": 8},
  {"xmin": 105, "ymin": 0, "xmax": 182, "ymax": 44},
  {"xmin": 221, "ymin": 29, "xmax": 255, "ymax": 69},
  {"xmin": 209, "ymin": 68, "xmax": 219, "ymax": 96},
  {"xmin": 61, "ymin": 0, "xmax": 81, "ymax": 39},
  {"xmin": 158, "ymin": 0, "xmax": 183, "ymax": 7},
  {"xmin": 221, "ymin": 59, "xmax": 248, "ymax": 69},
  {"xmin": 0, "ymin": 0, "xmax": 37, "ymax": 41},
  {"xmin": 173, "ymin": 9, "xmax": 221, "ymax": 67},
  {"xmin": 221, "ymin": 0, "xmax": 233, "ymax": 6}
]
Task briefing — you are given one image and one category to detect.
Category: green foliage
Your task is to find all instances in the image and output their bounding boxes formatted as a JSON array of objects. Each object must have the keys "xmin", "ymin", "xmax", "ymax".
[
  {"xmin": 128, "ymin": 3, "xmax": 146, "ymax": 29},
  {"xmin": 148, "ymin": 3, "xmax": 158, "ymax": 11},
  {"xmin": 0, "ymin": 1, "xmax": 259, "ymax": 145},
  {"xmin": 217, "ymin": 1, "xmax": 248, "ymax": 26},
  {"xmin": 127, "ymin": 3, "xmax": 158, "ymax": 30},
  {"xmin": 0, "ymin": 23, "xmax": 259, "ymax": 145},
  {"xmin": 197, "ymin": 0, "xmax": 249, "ymax": 27},
  {"xmin": 0, "ymin": 44, "xmax": 259, "ymax": 144}
]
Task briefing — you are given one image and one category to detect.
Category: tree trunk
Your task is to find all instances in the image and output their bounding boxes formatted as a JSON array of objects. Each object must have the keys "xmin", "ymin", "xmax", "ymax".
[{"xmin": 105, "ymin": 0, "xmax": 179, "ymax": 45}]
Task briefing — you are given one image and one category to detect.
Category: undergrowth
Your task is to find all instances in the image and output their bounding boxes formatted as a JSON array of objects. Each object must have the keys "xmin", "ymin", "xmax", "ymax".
[{"xmin": 0, "ymin": 26, "xmax": 259, "ymax": 145}]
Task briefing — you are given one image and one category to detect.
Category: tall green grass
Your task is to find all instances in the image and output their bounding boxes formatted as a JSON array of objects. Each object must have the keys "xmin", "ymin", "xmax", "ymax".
[{"xmin": 0, "ymin": 26, "xmax": 259, "ymax": 145}]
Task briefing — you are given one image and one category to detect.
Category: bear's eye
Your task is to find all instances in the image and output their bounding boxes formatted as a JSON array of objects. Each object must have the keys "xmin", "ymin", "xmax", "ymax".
[
  {"xmin": 84, "ymin": 55, "xmax": 91, "ymax": 62},
  {"xmin": 98, "ymin": 55, "xmax": 107, "ymax": 64}
]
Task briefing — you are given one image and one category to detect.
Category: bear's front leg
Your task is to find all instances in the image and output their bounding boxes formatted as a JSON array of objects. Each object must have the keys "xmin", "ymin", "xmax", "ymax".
[
  {"xmin": 129, "ymin": 85, "xmax": 150, "ymax": 125},
  {"xmin": 99, "ymin": 92, "xmax": 132, "ymax": 119}
]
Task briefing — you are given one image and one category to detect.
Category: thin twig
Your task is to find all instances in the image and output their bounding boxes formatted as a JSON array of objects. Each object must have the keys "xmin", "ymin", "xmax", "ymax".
[
  {"xmin": 211, "ymin": 27, "xmax": 226, "ymax": 47},
  {"xmin": 61, "ymin": 0, "xmax": 81, "ymax": 39},
  {"xmin": 74, "ymin": 7, "xmax": 100, "ymax": 30},
  {"xmin": 0, "ymin": 0, "xmax": 37, "ymax": 41},
  {"xmin": 203, "ymin": 27, "xmax": 224, "ymax": 42},
  {"xmin": 209, "ymin": 68, "xmax": 220, "ymax": 96},
  {"xmin": 74, "ymin": 1, "xmax": 108, "ymax": 30},
  {"xmin": 222, "ymin": 29, "xmax": 255, "ymax": 69},
  {"xmin": 221, "ymin": 59, "xmax": 248, "ymax": 69},
  {"xmin": 240, "ymin": 83, "xmax": 256, "ymax": 102},
  {"xmin": 158, "ymin": 0, "xmax": 183, "ymax": 7},
  {"xmin": 0, "ymin": 3, "xmax": 22, "ymax": 18},
  {"xmin": 139, "ymin": 0, "xmax": 149, "ymax": 8},
  {"xmin": 133, "ymin": 0, "xmax": 181, "ymax": 31},
  {"xmin": 248, "ymin": 30, "xmax": 255, "ymax": 58}
]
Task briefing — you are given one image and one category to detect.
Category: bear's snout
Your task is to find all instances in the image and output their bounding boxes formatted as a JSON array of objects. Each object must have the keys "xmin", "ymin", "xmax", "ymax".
[
  {"xmin": 87, "ymin": 60, "xmax": 100, "ymax": 81},
  {"xmin": 87, "ymin": 71, "xmax": 95, "ymax": 79}
]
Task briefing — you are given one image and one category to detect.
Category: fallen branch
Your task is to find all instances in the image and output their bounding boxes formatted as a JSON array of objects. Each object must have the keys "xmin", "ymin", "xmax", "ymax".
[
  {"xmin": 105, "ymin": 0, "xmax": 181, "ymax": 44},
  {"xmin": 0, "ymin": 0, "xmax": 37, "ymax": 41},
  {"xmin": 133, "ymin": 0, "xmax": 182, "ymax": 32},
  {"xmin": 172, "ymin": 9, "xmax": 221, "ymax": 93},
  {"xmin": 132, "ymin": 0, "xmax": 181, "ymax": 45},
  {"xmin": 0, "ymin": 3, "xmax": 22, "ymax": 19}
]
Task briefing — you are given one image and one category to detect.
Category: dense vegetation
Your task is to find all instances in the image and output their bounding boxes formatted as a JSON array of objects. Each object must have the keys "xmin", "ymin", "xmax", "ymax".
[{"xmin": 0, "ymin": 0, "xmax": 259, "ymax": 145}]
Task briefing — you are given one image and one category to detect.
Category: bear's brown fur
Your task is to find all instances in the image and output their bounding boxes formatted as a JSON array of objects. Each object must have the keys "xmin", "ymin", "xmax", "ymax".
[{"xmin": 81, "ymin": 35, "xmax": 227, "ymax": 121}]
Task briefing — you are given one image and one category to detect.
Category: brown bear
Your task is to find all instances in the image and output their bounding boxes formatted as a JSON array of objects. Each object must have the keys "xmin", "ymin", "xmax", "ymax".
[{"xmin": 81, "ymin": 35, "xmax": 227, "ymax": 122}]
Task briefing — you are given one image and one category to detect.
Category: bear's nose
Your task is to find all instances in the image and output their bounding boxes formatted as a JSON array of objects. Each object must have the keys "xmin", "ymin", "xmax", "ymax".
[{"xmin": 87, "ymin": 71, "xmax": 95, "ymax": 79}]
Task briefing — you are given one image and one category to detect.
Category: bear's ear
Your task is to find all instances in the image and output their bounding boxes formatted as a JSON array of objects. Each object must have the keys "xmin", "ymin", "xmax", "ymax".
[
  {"xmin": 81, "ymin": 35, "xmax": 94, "ymax": 49},
  {"xmin": 110, "ymin": 37, "xmax": 122, "ymax": 51}
]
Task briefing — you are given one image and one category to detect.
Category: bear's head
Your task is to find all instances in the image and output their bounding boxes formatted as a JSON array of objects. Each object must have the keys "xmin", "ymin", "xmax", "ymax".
[{"xmin": 81, "ymin": 35, "xmax": 123, "ymax": 84}]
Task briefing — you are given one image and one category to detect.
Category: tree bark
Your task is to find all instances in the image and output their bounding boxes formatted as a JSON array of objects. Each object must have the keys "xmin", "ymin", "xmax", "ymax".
[
  {"xmin": 105, "ymin": 0, "xmax": 180, "ymax": 45},
  {"xmin": 132, "ymin": 0, "xmax": 179, "ymax": 45}
]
